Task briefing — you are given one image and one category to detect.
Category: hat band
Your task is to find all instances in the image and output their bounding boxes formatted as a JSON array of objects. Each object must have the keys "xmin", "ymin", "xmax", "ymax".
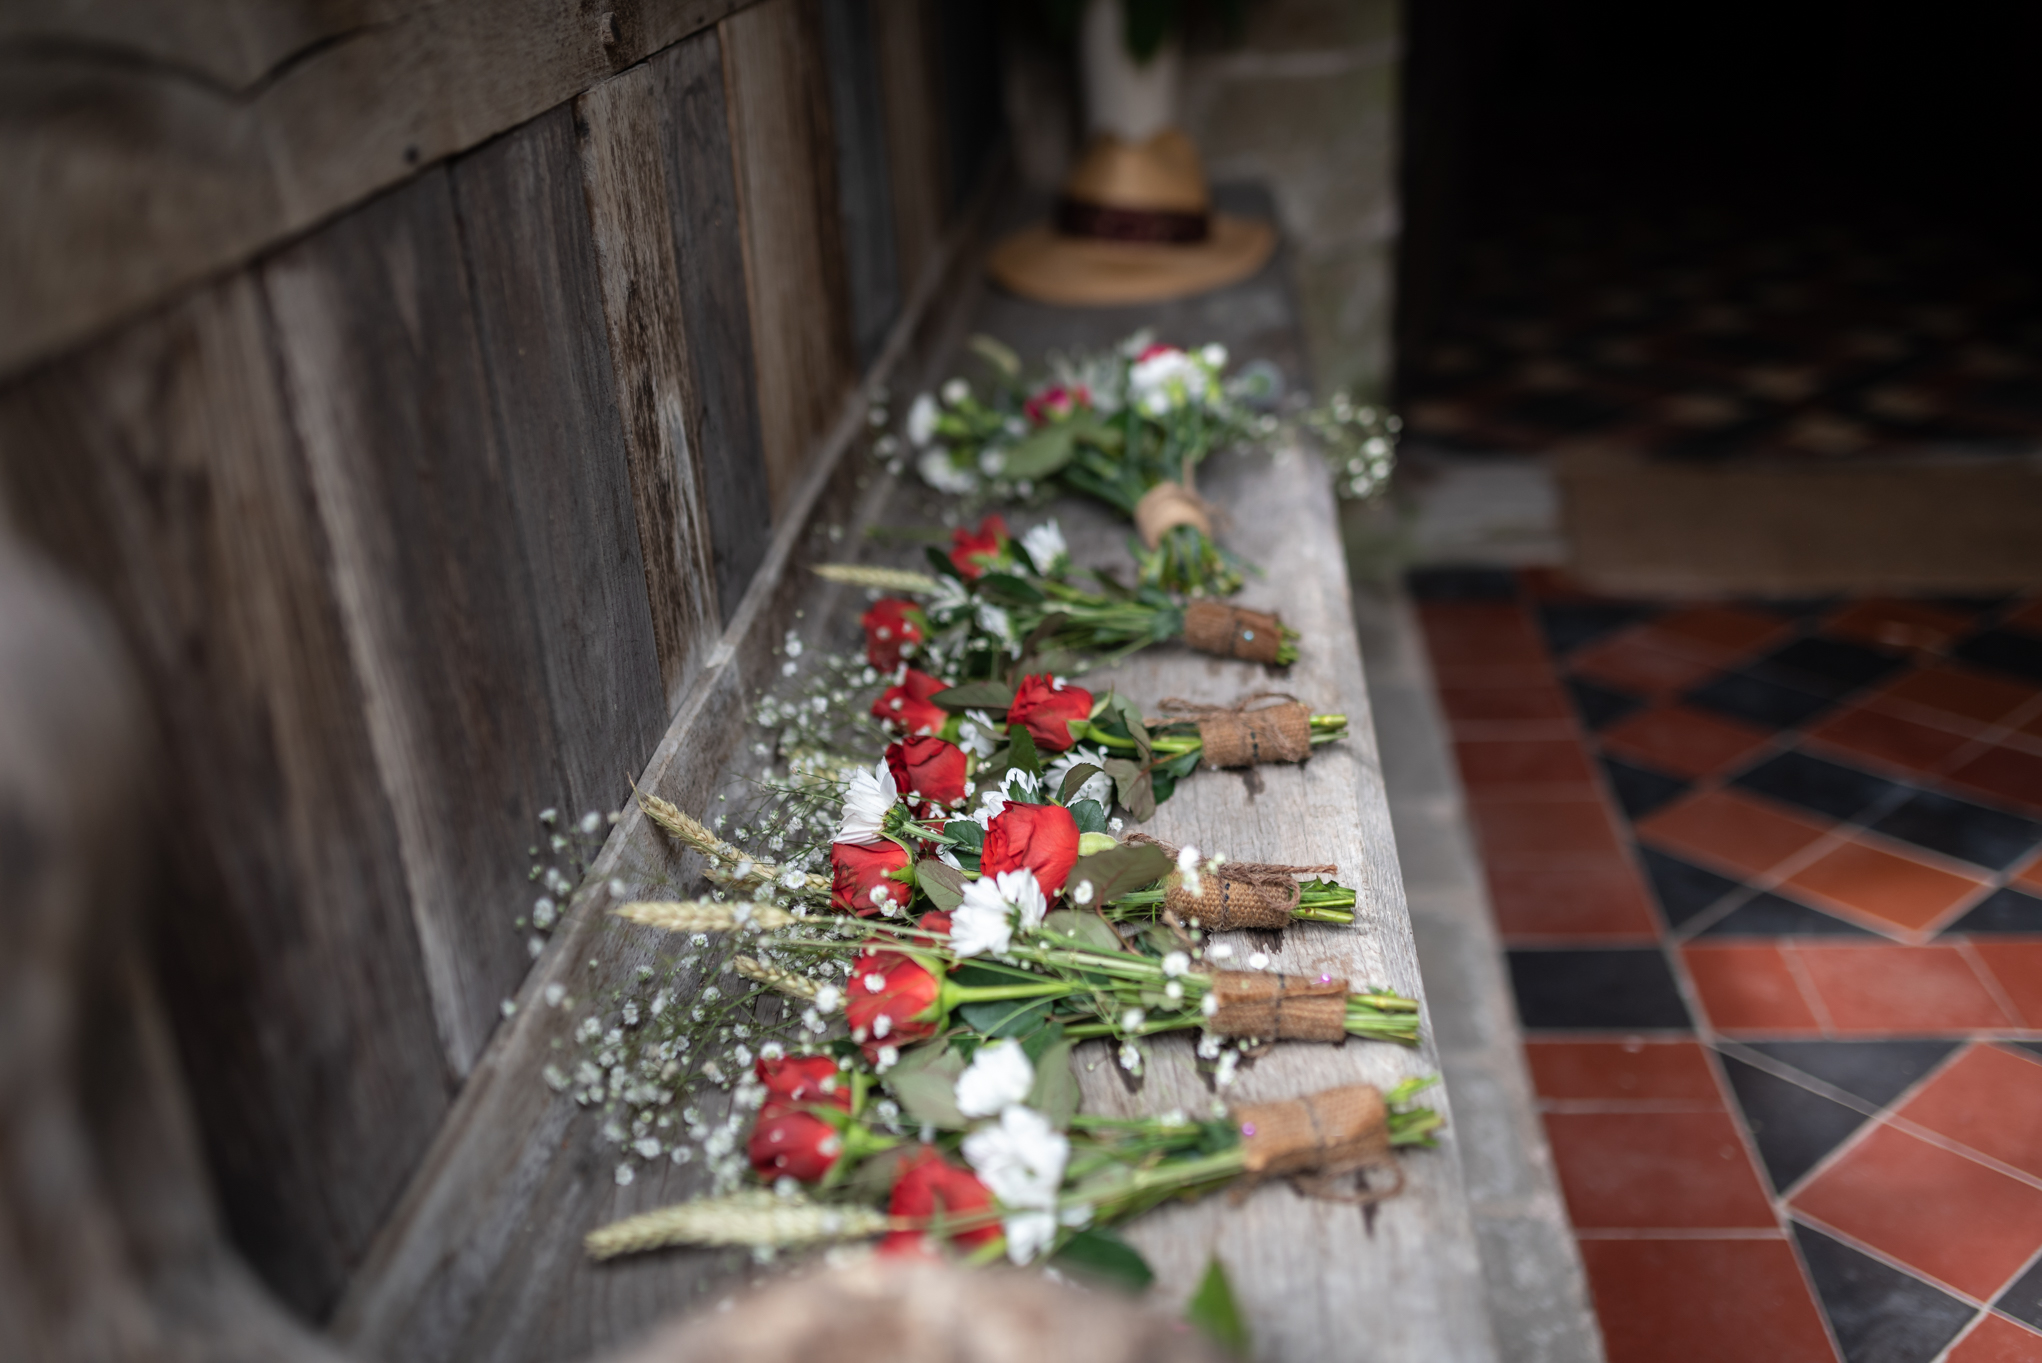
[{"xmin": 1056, "ymin": 197, "xmax": 1211, "ymax": 244}]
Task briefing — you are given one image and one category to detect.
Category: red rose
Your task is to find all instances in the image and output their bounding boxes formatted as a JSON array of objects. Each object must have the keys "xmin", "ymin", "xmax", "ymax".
[
  {"xmin": 912, "ymin": 910, "xmax": 952, "ymax": 946},
  {"xmin": 879, "ymin": 1146, "xmax": 1000, "ymax": 1257},
  {"xmin": 747, "ymin": 1107, "xmax": 844, "ymax": 1182},
  {"xmin": 844, "ymin": 945, "xmax": 942, "ymax": 1060},
  {"xmin": 872, "ymin": 667, "xmax": 949, "ymax": 737},
  {"xmin": 886, "ymin": 735, "xmax": 969, "ymax": 812},
  {"xmin": 755, "ymin": 1054, "xmax": 850, "ymax": 1110},
  {"xmin": 980, "ymin": 802, "xmax": 1080, "ymax": 897},
  {"xmin": 831, "ymin": 840, "xmax": 913, "ymax": 917},
  {"xmin": 861, "ymin": 598, "xmax": 925, "ymax": 671},
  {"xmin": 948, "ymin": 514, "xmax": 1010, "ymax": 580},
  {"xmin": 1023, "ymin": 384, "xmax": 1089, "ymax": 426},
  {"xmin": 1006, "ymin": 674, "xmax": 1092, "ymax": 752},
  {"xmin": 1137, "ymin": 342, "xmax": 1179, "ymax": 362}
]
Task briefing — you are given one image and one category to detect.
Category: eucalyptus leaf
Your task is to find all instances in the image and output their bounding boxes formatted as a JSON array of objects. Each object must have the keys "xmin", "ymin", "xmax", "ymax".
[
  {"xmin": 1026, "ymin": 1037, "xmax": 1080, "ymax": 1130},
  {"xmin": 1058, "ymin": 762, "xmax": 1105, "ymax": 804},
  {"xmin": 916, "ymin": 858, "xmax": 965, "ymax": 912},
  {"xmin": 997, "ymin": 425, "xmax": 1077, "ymax": 480},
  {"xmin": 1186, "ymin": 1255, "xmax": 1250, "ymax": 1357},
  {"xmin": 932, "ymin": 681, "xmax": 1015, "ymax": 711},
  {"xmin": 1052, "ymin": 1227, "xmax": 1155, "ymax": 1293},
  {"xmin": 884, "ymin": 1043, "xmax": 966, "ymax": 1130},
  {"xmin": 1067, "ymin": 842, "xmax": 1172, "ymax": 907}
]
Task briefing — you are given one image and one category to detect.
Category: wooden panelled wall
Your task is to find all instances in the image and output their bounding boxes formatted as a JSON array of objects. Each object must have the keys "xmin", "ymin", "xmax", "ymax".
[{"xmin": 0, "ymin": 0, "xmax": 968, "ymax": 1322}]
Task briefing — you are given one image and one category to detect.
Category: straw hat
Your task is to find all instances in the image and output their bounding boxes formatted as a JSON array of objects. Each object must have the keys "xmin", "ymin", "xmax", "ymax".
[{"xmin": 988, "ymin": 128, "xmax": 1276, "ymax": 306}]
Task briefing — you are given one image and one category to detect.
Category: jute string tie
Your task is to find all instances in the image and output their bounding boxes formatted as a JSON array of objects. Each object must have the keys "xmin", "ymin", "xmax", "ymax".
[
  {"xmin": 1207, "ymin": 969, "xmax": 1349, "ymax": 1042},
  {"xmin": 1133, "ymin": 480, "xmax": 1214, "ymax": 549},
  {"xmin": 1157, "ymin": 692, "xmax": 1312, "ymax": 768},
  {"xmin": 1126, "ymin": 833, "xmax": 1335, "ymax": 930},
  {"xmin": 1181, "ymin": 600, "xmax": 1285, "ymax": 665},
  {"xmin": 1231, "ymin": 1084, "xmax": 1403, "ymax": 1204}
]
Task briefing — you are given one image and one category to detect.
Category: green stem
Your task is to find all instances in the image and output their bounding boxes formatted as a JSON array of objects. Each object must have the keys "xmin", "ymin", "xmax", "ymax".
[{"xmin": 941, "ymin": 980, "xmax": 1074, "ymax": 1006}]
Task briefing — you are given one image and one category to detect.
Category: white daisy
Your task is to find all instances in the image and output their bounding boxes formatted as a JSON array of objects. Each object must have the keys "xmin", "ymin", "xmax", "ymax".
[{"xmin": 835, "ymin": 760, "xmax": 898, "ymax": 845}]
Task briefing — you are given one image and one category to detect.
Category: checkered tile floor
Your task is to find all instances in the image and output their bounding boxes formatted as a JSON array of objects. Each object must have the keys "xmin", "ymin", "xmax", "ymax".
[{"xmin": 1413, "ymin": 567, "xmax": 2042, "ymax": 1363}]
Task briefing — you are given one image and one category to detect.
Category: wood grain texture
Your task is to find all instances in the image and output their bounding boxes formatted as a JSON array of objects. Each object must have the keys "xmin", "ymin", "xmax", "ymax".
[
  {"xmin": 0, "ymin": 274, "xmax": 453, "ymax": 1320},
  {"xmin": 0, "ymin": 0, "xmax": 754, "ymax": 379},
  {"xmin": 870, "ymin": 0, "xmax": 949, "ymax": 297},
  {"xmin": 451, "ymin": 104, "xmax": 669, "ymax": 815},
  {"xmin": 720, "ymin": 0, "xmax": 858, "ymax": 508},
  {"xmin": 575, "ymin": 65, "xmax": 725, "ymax": 708},
  {"xmin": 818, "ymin": 0, "xmax": 902, "ymax": 365},
  {"xmin": 649, "ymin": 30, "xmax": 776, "ymax": 623}
]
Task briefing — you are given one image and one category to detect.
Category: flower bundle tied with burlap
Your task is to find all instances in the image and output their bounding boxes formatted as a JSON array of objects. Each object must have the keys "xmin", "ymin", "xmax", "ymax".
[
  {"xmin": 1182, "ymin": 599, "xmax": 1287, "ymax": 664},
  {"xmin": 1127, "ymin": 833, "xmax": 1336, "ymax": 930},
  {"xmin": 1231, "ymin": 1083, "xmax": 1404, "ymax": 1203},
  {"xmin": 1133, "ymin": 480, "xmax": 1214, "ymax": 548},
  {"xmin": 1206, "ymin": 969, "xmax": 1351, "ymax": 1042},
  {"xmin": 1157, "ymin": 692, "xmax": 1312, "ymax": 768}
]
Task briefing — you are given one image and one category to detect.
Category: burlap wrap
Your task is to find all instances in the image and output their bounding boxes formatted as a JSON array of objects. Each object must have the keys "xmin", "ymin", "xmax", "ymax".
[
  {"xmin": 1163, "ymin": 872, "xmax": 1298, "ymax": 929},
  {"xmin": 1233, "ymin": 1084, "xmax": 1391, "ymax": 1180},
  {"xmin": 1133, "ymin": 481, "xmax": 1214, "ymax": 548},
  {"xmin": 1208, "ymin": 970, "xmax": 1350, "ymax": 1041},
  {"xmin": 1160, "ymin": 694, "xmax": 1312, "ymax": 768},
  {"xmin": 1181, "ymin": 600, "xmax": 1285, "ymax": 664}
]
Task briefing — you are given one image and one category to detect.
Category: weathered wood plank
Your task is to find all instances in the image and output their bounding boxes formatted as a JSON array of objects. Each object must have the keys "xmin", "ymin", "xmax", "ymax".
[
  {"xmin": 0, "ymin": 273, "xmax": 453, "ymax": 1320},
  {"xmin": 451, "ymin": 104, "xmax": 669, "ymax": 816},
  {"xmin": 870, "ymin": 0, "xmax": 949, "ymax": 297},
  {"xmin": 819, "ymin": 0, "xmax": 902, "ymax": 365},
  {"xmin": 575, "ymin": 65, "xmax": 725, "ymax": 708},
  {"xmin": 720, "ymin": 0, "xmax": 858, "ymax": 508},
  {"xmin": 649, "ymin": 30, "xmax": 776, "ymax": 623},
  {"xmin": 0, "ymin": 0, "xmax": 754, "ymax": 379},
  {"xmin": 263, "ymin": 167, "xmax": 566, "ymax": 1081}
]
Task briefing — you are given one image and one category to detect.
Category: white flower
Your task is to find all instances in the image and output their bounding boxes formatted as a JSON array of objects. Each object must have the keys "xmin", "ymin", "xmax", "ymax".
[
  {"xmin": 1128, "ymin": 346, "xmax": 1212, "ymax": 415},
  {"xmin": 963, "ymin": 1106, "xmax": 1069, "ymax": 1263},
  {"xmin": 941, "ymin": 378, "xmax": 970, "ymax": 406},
  {"xmin": 1004, "ymin": 769, "xmax": 1041, "ymax": 802},
  {"xmin": 949, "ymin": 869, "xmax": 1046, "ymax": 956},
  {"xmin": 1002, "ymin": 1210, "xmax": 1058, "ymax": 1265},
  {"xmin": 836, "ymin": 760, "xmax": 897, "ymax": 845},
  {"xmin": 1176, "ymin": 844, "xmax": 1203, "ymax": 897},
  {"xmin": 1200, "ymin": 343, "xmax": 1228, "ymax": 370},
  {"xmin": 976, "ymin": 601, "xmax": 1015, "ymax": 643},
  {"xmin": 955, "ymin": 1039, "xmax": 1035, "ymax": 1118},
  {"xmin": 1162, "ymin": 951, "xmax": 1191, "ymax": 977},
  {"xmin": 918, "ymin": 446, "xmax": 978, "ymax": 494},
  {"xmin": 1045, "ymin": 746, "xmax": 1112, "ymax": 808},
  {"xmin": 907, "ymin": 393, "xmax": 939, "ymax": 446},
  {"xmin": 957, "ymin": 710, "xmax": 999, "ymax": 759},
  {"xmin": 977, "ymin": 447, "xmax": 1005, "ymax": 477},
  {"xmin": 969, "ymin": 786, "xmax": 1010, "ymax": 831},
  {"xmin": 1021, "ymin": 520, "xmax": 1067, "ymax": 575}
]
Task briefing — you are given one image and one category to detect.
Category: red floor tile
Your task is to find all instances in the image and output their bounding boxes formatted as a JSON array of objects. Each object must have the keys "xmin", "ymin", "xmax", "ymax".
[
  {"xmin": 1872, "ymin": 663, "xmax": 2039, "ymax": 730},
  {"xmin": 1646, "ymin": 605, "xmax": 1795, "ymax": 661},
  {"xmin": 1824, "ymin": 598, "xmax": 1975, "ymax": 655},
  {"xmin": 2003, "ymin": 598, "xmax": 2042, "ymax": 634},
  {"xmin": 1526, "ymin": 1039, "xmax": 1724, "ymax": 1104},
  {"xmin": 1805, "ymin": 704, "xmax": 1978, "ymax": 775},
  {"xmin": 1572, "ymin": 630, "xmax": 1726, "ymax": 697},
  {"xmin": 1779, "ymin": 836, "xmax": 1987, "ymax": 935},
  {"xmin": 1637, "ymin": 788, "xmax": 1834, "ymax": 880},
  {"xmin": 1579, "ymin": 1238, "xmax": 1839, "ymax": 1363},
  {"xmin": 1683, "ymin": 944, "xmax": 1824, "ymax": 1033},
  {"xmin": 1484, "ymin": 854, "xmax": 1662, "ymax": 939},
  {"xmin": 1946, "ymin": 1314, "xmax": 2042, "ymax": 1363},
  {"xmin": 1418, "ymin": 602, "xmax": 1550, "ymax": 669},
  {"xmin": 1469, "ymin": 795, "xmax": 1628, "ymax": 856},
  {"xmin": 1791, "ymin": 1122, "xmax": 2042, "ymax": 1299},
  {"xmin": 1454, "ymin": 737, "xmax": 1600, "ymax": 790},
  {"xmin": 1545, "ymin": 1110, "xmax": 1776, "ymax": 1228},
  {"xmin": 1897, "ymin": 1044, "xmax": 2042, "ymax": 1180},
  {"xmin": 1601, "ymin": 704, "xmax": 1776, "ymax": 780},
  {"xmin": 1972, "ymin": 941, "xmax": 2042, "ymax": 1027},
  {"xmin": 1432, "ymin": 662, "xmax": 1565, "ymax": 690},
  {"xmin": 1437, "ymin": 683, "xmax": 1575, "ymax": 723},
  {"xmin": 1792, "ymin": 944, "xmax": 2018, "ymax": 1033},
  {"xmin": 1946, "ymin": 745, "xmax": 2042, "ymax": 813}
]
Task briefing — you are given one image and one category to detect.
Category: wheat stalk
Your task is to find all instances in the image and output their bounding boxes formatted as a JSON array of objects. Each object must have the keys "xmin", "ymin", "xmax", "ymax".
[
  {"xmin": 585, "ymin": 1191, "xmax": 890, "ymax": 1259},
  {"xmin": 613, "ymin": 900, "xmax": 798, "ymax": 934},
  {"xmin": 813, "ymin": 563, "xmax": 942, "ymax": 594}
]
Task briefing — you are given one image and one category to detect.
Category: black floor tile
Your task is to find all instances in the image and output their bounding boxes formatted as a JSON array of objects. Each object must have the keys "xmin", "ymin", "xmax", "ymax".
[
  {"xmin": 1718, "ymin": 1054, "xmax": 1871, "ymax": 1193},
  {"xmin": 1733, "ymin": 750, "xmax": 1908, "ymax": 822},
  {"xmin": 1744, "ymin": 1040, "xmax": 1958, "ymax": 1108},
  {"xmin": 1955, "ymin": 627, "xmax": 2042, "ymax": 685},
  {"xmin": 1601, "ymin": 757, "xmax": 1688, "ymax": 819},
  {"xmin": 1944, "ymin": 888, "xmax": 2042, "ymax": 935},
  {"xmin": 1506, "ymin": 949, "xmax": 1691, "ymax": 1030},
  {"xmin": 1698, "ymin": 892, "xmax": 1875, "ymax": 938},
  {"xmin": 2016, "ymin": 1041, "xmax": 2042, "ymax": 1065},
  {"xmin": 1407, "ymin": 567, "xmax": 1519, "ymax": 601},
  {"xmin": 1638, "ymin": 848, "xmax": 1743, "ymax": 929},
  {"xmin": 1793, "ymin": 1221, "xmax": 1975, "ymax": 1363},
  {"xmin": 1567, "ymin": 677, "xmax": 1644, "ymax": 730},
  {"xmin": 1751, "ymin": 636, "xmax": 1909, "ymax": 699},
  {"xmin": 1870, "ymin": 790, "xmax": 2042, "ymax": 872},
  {"xmin": 1537, "ymin": 601, "xmax": 1656, "ymax": 656},
  {"xmin": 1686, "ymin": 669, "xmax": 1835, "ymax": 730},
  {"xmin": 1998, "ymin": 1254, "xmax": 2042, "ymax": 1333}
]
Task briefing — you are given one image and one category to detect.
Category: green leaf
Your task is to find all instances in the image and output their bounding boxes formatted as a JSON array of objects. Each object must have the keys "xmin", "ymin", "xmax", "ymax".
[
  {"xmin": 1042, "ymin": 909, "xmax": 1126, "ymax": 954},
  {"xmin": 1068, "ymin": 798, "xmax": 1109, "ymax": 834},
  {"xmin": 997, "ymin": 425, "xmax": 1077, "ymax": 480},
  {"xmin": 1058, "ymin": 762, "xmax": 1105, "ymax": 804},
  {"xmin": 1149, "ymin": 769, "xmax": 1177, "ymax": 808},
  {"xmin": 958, "ymin": 996, "xmax": 1054, "ymax": 1038},
  {"xmin": 1185, "ymin": 1255, "xmax": 1250, "ymax": 1357},
  {"xmin": 932, "ymin": 680, "xmax": 1015, "ymax": 711},
  {"xmin": 1157, "ymin": 749, "xmax": 1202, "ymax": 779},
  {"xmin": 839, "ymin": 1144, "xmax": 913, "ymax": 1204},
  {"xmin": 975, "ymin": 571, "xmax": 1046, "ymax": 606},
  {"xmin": 1006, "ymin": 722, "xmax": 1041, "ymax": 777},
  {"xmin": 884, "ymin": 1043, "xmax": 966, "ymax": 1130},
  {"xmin": 1026, "ymin": 1037, "xmax": 1079, "ymax": 1129},
  {"xmin": 1101, "ymin": 758, "xmax": 1156, "ymax": 823},
  {"xmin": 1067, "ymin": 842, "xmax": 1173, "ymax": 907},
  {"xmin": 943, "ymin": 819, "xmax": 984, "ymax": 854},
  {"xmin": 916, "ymin": 858, "xmax": 965, "ymax": 912},
  {"xmin": 925, "ymin": 545, "xmax": 963, "ymax": 580},
  {"xmin": 1052, "ymin": 1227, "xmax": 1155, "ymax": 1293}
]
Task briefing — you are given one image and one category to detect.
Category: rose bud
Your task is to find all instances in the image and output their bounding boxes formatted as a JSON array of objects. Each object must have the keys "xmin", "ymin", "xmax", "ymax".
[
  {"xmin": 1022, "ymin": 383, "xmax": 1089, "ymax": 426},
  {"xmin": 911, "ymin": 910, "xmax": 952, "ymax": 946},
  {"xmin": 879, "ymin": 1146, "xmax": 1000, "ymax": 1257},
  {"xmin": 754, "ymin": 1054, "xmax": 851, "ymax": 1111},
  {"xmin": 831, "ymin": 840, "xmax": 914, "ymax": 917},
  {"xmin": 747, "ymin": 1107, "xmax": 844, "ymax": 1183},
  {"xmin": 947, "ymin": 514, "xmax": 1010, "ymax": 580},
  {"xmin": 872, "ymin": 667, "xmax": 949, "ymax": 737},
  {"xmin": 861, "ymin": 598, "xmax": 925, "ymax": 671},
  {"xmin": 980, "ymin": 802, "xmax": 1080, "ymax": 897},
  {"xmin": 844, "ymin": 945, "xmax": 943, "ymax": 1061},
  {"xmin": 1006, "ymin": 674, "xmax": 1093, "ymax": 753},
  {"xmin": 886, "ymin": 735, "xmax": 969, "ymax": 812}
]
